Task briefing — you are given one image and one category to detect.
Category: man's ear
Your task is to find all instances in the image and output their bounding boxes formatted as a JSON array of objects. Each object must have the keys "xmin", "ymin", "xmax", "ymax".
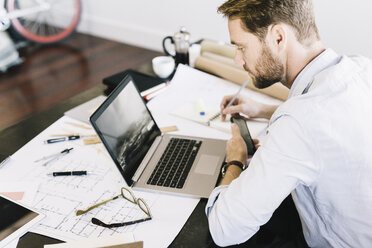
[{"xmin": 266, "ymin": 24, "xmax": 287, "ymax": 53}]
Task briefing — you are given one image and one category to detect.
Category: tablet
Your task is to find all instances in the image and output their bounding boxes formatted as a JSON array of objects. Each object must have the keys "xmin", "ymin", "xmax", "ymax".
[{"xmin": 0, "ymin": 195, "xmax": 45, "ymax": 247}]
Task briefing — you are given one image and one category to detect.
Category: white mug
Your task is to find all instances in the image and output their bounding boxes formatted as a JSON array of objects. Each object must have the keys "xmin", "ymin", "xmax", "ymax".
[{"xmin": 152, "ymin": 56, "xmax": 175, "ymax": 78}]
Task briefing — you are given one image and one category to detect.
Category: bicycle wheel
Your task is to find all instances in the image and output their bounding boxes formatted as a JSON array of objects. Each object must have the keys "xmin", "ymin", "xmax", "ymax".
[{"xmin": 6, "ymin": 0, "xmax": 81, "ymax": 44}]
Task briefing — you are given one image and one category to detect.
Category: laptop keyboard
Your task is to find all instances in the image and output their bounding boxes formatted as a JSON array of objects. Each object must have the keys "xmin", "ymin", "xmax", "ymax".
[{"xmin": 146, "ymin": 138, "xmax": 202, "ymax": 189}]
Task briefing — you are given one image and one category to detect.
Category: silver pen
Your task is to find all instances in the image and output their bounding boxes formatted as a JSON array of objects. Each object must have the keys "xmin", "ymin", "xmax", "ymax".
[{"xmin": 209, "ymin": 78, "xmax": 251, "ymax": 122}]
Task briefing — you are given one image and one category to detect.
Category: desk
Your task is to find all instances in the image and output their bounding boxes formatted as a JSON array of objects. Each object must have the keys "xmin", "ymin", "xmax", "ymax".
[
  {"xmin": 0, "ymin": 63, "xmax": 272, "ymax": 248},
  {"xmin": 0, "ymin": 64, "xmax": 219, "ymax": 248}
]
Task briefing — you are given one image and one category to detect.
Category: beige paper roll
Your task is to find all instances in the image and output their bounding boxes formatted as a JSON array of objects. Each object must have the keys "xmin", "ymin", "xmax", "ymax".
[
  {"xmin": 83, "ymin": 137, "xmax": 101, "ymax": 145},
  {"xmin": 195, "ymin": 56, "xmax": 289, "ymax": 101},
  {"xmin": 201, "ymin": 51, "xmax": 243, "ymax": 70},
  {"xmin": 200, "ymin": 40, "xmax": 235, "ymax": 59}
]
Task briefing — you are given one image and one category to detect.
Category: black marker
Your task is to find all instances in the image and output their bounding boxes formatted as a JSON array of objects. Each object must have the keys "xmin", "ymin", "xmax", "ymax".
[
  {"xmin": 48, "ymin": 171, "xmax": 90, "ymax": 177},
  {"xmin": 44, "ymin": 135, "xmax": 81, "ymax": 144}
]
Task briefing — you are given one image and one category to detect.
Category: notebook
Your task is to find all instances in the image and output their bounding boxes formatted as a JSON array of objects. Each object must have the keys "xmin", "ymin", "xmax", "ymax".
[
  {"xmin": 90, "ymin": 75, "xmax": 226, "ymax": 198},
  {"xmin": 170, "ymin": 100, "xmax": 268, "ymax": 138}
]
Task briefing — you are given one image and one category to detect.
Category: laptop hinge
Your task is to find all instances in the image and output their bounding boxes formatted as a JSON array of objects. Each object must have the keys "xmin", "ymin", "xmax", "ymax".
[{"xmin": 132, "ymin": 135, "xmax": 162, "ymax": 183}]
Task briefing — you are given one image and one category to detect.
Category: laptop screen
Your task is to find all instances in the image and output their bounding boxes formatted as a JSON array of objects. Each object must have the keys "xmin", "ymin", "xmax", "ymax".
[{"xmin": 90, "ymin": 76, "xmax": 161, "ymax": 185}]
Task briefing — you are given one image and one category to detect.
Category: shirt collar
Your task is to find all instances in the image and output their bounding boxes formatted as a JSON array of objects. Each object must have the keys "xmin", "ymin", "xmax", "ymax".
[{"xmin": 288, "ymin": 48, "xmax": 340, "ymax": 98}]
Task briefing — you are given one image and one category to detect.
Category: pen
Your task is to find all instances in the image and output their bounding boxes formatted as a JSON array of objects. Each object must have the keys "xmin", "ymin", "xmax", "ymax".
[
  {"xmin": 210, "ymin": 78, "xmax": 251, "ymax": 121},
  {"xmin": 144, "ymin": 86, "xmax": 169, "ymax": 101},
  {"xmin": 35, "ymin": 148, "xmax": 74, "ymax": 166},
  {"xmin": 44, "ymin": 135, "xmax": 81, "ymax": 144},
  {"xmin": 225, "ymin": 78, "xmax": 250, "ymax": 109},
  {"xmin": 47, "ymin": 171, "xmax": 90, "ymax": 176}
]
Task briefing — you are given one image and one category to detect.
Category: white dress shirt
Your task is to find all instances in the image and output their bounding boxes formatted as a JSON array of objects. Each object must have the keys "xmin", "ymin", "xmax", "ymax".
[{"xmin": 206, "ymin": 49, "xmax": 372, "ymax": 247}]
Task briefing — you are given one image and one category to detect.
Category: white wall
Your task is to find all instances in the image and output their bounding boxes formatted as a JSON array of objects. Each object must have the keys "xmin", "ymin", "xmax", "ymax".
[
  {"xmin": 77, "ymin": 0, "xmax": 372, "ymax": 58},
  {"xmin": 313, "ymin": 0, "xmax": 372, "ymax": 58},
  {"xmin": 77, "ymin": 0, "xmax": 229, "ymax": 51}
]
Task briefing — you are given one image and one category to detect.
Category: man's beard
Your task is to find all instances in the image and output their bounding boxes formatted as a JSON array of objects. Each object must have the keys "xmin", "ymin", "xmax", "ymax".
[{"xmin": 245, "ymin": 44, "xmax": 285, "ymax": 89}]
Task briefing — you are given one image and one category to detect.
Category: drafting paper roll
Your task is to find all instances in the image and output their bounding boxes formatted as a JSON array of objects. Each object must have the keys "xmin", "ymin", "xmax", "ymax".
[
  {"xmin": 201, "ymin": 51, "xmax": 243, "ymax": 70},
  {"xmin": 195, "ymin": 55, "xmax": 289, "ymax": 101},
  {"xmin": 200, "ymin": 40, "xmax": 235, "ymax": 59}
]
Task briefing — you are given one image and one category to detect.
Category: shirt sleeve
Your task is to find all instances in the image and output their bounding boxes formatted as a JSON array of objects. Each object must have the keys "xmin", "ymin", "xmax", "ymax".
[
  {"xmin": 205, "ymin": 114, "xmax": 320, "ymax": 247},
  {"xmin": 205, "ymin": 185, "xmax": 228, "ymax": 217}
]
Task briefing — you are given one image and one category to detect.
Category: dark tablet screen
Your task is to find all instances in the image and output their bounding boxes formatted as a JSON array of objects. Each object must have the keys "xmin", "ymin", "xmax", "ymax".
[{"xmin": 0, "ymin": 196, "xmax": 39, "ymax": 242}]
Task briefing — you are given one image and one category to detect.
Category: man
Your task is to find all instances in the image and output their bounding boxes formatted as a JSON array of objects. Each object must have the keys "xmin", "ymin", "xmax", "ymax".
[{"xmin": 206, "ymin": 0, "xmax": 372, "ymax": 247}]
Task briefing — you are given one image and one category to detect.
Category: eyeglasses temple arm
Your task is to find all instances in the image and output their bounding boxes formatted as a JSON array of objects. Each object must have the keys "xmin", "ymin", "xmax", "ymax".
[
  {"xmin": 75, "ymin": 195, "xmax": 120, "ymax": 216},
  {"xmin": 92, "ymin": 216, "xmax": 152, "ymax": 228}
]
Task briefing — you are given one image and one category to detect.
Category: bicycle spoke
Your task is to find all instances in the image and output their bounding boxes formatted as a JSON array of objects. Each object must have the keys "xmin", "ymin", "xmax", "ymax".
[
  {"xmin": 45, "ymin": 9, "xmax": 59, "ymax": 35},
  {"xmin": 34, "ymin": 8, "xmax": 47, "ymax": 34},
  {"xmin": 30, "ymin": 12, "xmax": 43, "ymax": 34}
]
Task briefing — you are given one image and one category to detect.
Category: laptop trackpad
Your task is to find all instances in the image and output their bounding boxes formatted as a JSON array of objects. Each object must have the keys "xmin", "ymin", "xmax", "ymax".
[{"xmin": 194, "ymin": 155, "xmax": 220, "ymax": 175}]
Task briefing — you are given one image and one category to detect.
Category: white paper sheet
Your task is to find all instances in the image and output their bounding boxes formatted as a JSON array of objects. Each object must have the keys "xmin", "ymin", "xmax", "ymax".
[
  {"xmin": 0, "ymin": 181, "xmax": 39, "ymax": 205},
  {"xmin": 0, "ymin": 116, "xmax": 199, "ymax": 248},
  {"xmin": 147, "ymin": 64, "xmax": 282, "ymax": 140},
  {"xmin": 4, "ymin": 238, "xmax": 18, "ymax": 248}
]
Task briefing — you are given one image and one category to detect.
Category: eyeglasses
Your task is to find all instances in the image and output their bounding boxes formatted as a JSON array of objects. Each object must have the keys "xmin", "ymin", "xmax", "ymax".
[{"xmin": 76, "ymin": 187, "xmax": 152, "ymax": 228}]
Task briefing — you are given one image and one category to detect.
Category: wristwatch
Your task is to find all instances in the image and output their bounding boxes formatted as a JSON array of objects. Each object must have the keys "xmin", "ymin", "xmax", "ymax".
[{"xmin": 221, "ymin": 160, "xmax": 247, "ymax": 177}]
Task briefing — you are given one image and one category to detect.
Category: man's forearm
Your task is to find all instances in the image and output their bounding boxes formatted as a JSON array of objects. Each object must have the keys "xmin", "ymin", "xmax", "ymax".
[
  {"xmin": 219, "ymin": 164, "xmax": 243, "ymax": 186},
  {"xmin": 259, "ymin": 104, "xmax": 279, "ymax": 119}
]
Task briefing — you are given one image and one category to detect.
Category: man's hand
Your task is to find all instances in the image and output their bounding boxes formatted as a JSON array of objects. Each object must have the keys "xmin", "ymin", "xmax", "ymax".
[
  {"xmin": 219, "ymin": 124, "xmax": 261, "ymax": 186},
  {"xmin": 219, "ymin": 123, "xmax": 248, "ymax": 186},
  {"xmin": 220, "ymin": 95, "xmax": 279, "ymax": 121},
  {"xmin": 226, "ymin": 123, "xmax": 248, "ymax": 163}
]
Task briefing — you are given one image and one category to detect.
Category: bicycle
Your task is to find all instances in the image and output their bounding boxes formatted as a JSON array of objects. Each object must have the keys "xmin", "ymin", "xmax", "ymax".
[
  {"xmin": 0, "ymin": 0, "xmax": 81, "ymax": 72},
  {"xmin": 0, "ymin": 0, "xmax": 81, "ymax": 44}
]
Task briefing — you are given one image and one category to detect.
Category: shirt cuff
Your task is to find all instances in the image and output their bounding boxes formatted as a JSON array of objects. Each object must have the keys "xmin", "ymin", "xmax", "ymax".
[{"xmin": 205, "ymin": 185, "xmax": 228, "ymax": 217}]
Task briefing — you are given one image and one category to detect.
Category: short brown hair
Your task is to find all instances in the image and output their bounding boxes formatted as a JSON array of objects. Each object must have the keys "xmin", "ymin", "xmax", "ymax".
[{"xmin": 218, "ymin": 0, "xmax": 320, "ymax": 44}]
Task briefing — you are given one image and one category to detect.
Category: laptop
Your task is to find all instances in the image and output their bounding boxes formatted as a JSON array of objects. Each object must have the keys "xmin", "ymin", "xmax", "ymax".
[{"xmin": 90, "ymin": 75, "xmax": 226, "ymax": 198}]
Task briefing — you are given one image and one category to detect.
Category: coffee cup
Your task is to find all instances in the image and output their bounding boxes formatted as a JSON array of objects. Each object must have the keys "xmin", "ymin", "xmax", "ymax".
[{"xmin": 152, "ymin": 56, "xmax": 175, "ymax": 78}]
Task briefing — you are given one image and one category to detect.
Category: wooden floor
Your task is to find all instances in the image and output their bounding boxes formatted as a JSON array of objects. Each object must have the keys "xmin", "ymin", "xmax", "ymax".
[{"xmin": 0, "ymin": 32, "xmax": 161, "ymax": 131}]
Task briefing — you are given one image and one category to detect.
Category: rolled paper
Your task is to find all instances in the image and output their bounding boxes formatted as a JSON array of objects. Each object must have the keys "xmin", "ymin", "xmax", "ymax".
[
  {"xmin": 201, "ymin": 51, "xmax": 243, "ymax": 70},
  {"xmin": 160, "ymin": 126, "xmax": 179, "ymax": 133},
  {"xmin": 194, "ymin": 55, "xmax": 289, "ymax": 101},
  {"xmin": 200, "ymin": 40, "xmax": 235, "ymax": 59},
  {"xmin": 83, "ymin": 137, "xmax": 101, "ymax": 145}
]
